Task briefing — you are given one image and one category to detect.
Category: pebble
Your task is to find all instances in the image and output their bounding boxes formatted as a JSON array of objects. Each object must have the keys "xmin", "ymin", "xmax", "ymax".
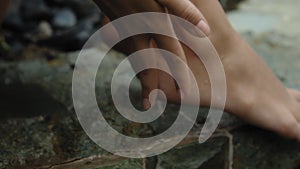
[
  {"xmin": 52, "ymin": 8, "xmax": 77, "ymax": 28},
  {"xmin": 3, "ymin": 12, "xmax": 24, "ymax": 31},
  {"xmin": 20, "ymin": 0, "xmax": 52, "ymax": 21},
  {"xmin": 38, "ymin": 19, "xmax": 94, "ymax": 51},
  {"xmin": 3, "ymin": 0, "xmax": 102, "ymax": 52},
  {"xmin": 37, "ymin": 21, "xmax": 53, "ymax": 39}
]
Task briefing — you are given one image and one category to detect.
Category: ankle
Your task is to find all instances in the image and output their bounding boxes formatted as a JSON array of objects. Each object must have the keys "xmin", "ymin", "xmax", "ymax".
[{"xmin": 208, "ymin": 27, "xmax": 241, "ymax": 56}]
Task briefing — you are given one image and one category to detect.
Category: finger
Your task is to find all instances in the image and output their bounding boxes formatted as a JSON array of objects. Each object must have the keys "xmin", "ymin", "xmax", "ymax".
[
  {"xmin": 151, "ymin": 17, "xmax": 191, "ymax": 96},
  {"xmin": 100, "ymin": 16, "xmax": 134, "ymax": 55},
  {"xmin": 100, "ymin": 16, "xmax": 119, "ymax": 46},
  {"xmin": 149, "ymin": 39, "xmax": 180, "ymax": 103},
  {"xmin": 153, "ymin": 34, "xmax": 190, "ymax": 94},
  {"xmin": 138, "ymin": 69, "xmax": 159, "ymax": 110},
  {"xmin": 156, "ymin": 0, "xmax": 210, "ymax": 36},
  {"xmin": 101, "ymin": 19, "xmax": 160, "ymax": 109},
  {"xmin": 129, "ymin": 35, "xmax": 159, "ymax": 110},
  {"xmin": 157, "ymin": 68, "xmax": 181, "ymax": 103}
]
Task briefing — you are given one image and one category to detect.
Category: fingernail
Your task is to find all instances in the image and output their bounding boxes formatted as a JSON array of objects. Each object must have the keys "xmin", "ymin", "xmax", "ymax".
[
  {"xmin": 197, "ymin": 20, "xmax": 210, "ymax": 36},
  {"xmin": 143, "ymin": 98, "xmax": 151, "ymax": 110},
  {"xmin": 149, "ymin": 94, "xmax": 156, "ymax": 107}
]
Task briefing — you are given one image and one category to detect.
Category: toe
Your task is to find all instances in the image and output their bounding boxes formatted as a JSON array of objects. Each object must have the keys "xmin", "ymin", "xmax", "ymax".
[
  {"xmin": 276, "ymin": 115, "xmax": 300, "ymax": 141},
  {"xmin": 290, "ymin": 101, "xmax": 300, "ymax": 124},
  {"xmin": 288, "ymin": 88, "xmax": 300, "ymax": 102}
]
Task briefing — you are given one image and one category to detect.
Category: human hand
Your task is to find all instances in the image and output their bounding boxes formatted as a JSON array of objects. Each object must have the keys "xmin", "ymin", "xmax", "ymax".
[{"xmin": 94, "ymin": 0, "xmax": 209, "ymax": 109}]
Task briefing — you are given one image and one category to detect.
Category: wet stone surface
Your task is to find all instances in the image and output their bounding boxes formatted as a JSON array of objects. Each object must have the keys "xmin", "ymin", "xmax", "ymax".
[
  {"xmin": 1, "ymin": 0, "xmax": 300, "ymax": 168},
  {"xmin": 0, "ymin": 42, "xmax": 299, "ymax": 168}
]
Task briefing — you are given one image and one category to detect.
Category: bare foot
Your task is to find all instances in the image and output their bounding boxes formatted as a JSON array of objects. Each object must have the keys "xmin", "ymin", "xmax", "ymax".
[
  {"xmin": 100, "ymin": 0, "xmax": 300, "ymax": 141},
  {"xmin": 157, "ymin": 0, "xmax": 300, "ymax": 141}
]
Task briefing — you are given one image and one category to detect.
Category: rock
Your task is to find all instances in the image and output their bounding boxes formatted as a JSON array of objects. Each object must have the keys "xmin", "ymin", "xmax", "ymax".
[
  {"xmin": 6, "ymin": 41, "xmax": 24, "ymax": 57},
  {"xmin": 45, "ymin": 0, "xmax": 65, "ymax": 6},
  {"xmin": 0, "ymin": 45, "xmax": 300, "ymax": 168},
  {"xmin": 3, "ymin": 12, "xmax": 24, "ymax": 32},
  {"xmin": 45, "ymin": 0, "xmax": 81, "ymax": 8},
  {"xmin": 232, "ymin": 127, "xmax": 300, "ymax": 169},
  {"xmin": 0, "ymin": 83, "xmax": 65, "ymax": 119},
  {"xmin": 0, "ymin": 49, "xmax": 144, "ymax": 168},
  {"xmin": 156, "ymin": 138, "xmax": 227, "ymax": 169},
  {"xmin": 20, "ymin": 0, "xmax": 52, "ymax": 21},
  {"xmin": 70, "ymin": 0, "xmax": 101, "ymax": 20},
  {"xmin": 1, "ymin": 0, "xmax": 300, "ymax": 168},
  {"xmin": 47, "ymin": 0, "xmax": 102, "ymax": 23},
  {"xmin": 2, "ymin": 0, "xmax": 103, "ymax": 52},
  {"xmin": 0, "ymin": 35, "xmax": 10, "ymax": 59},
  {"xmin": 38, "ymin": 19, "xmax": 94, "ymax": 51},
  {"xmin": 52, "ymin": 8, "xmax": 77, "ymax": 29},
  {"xmin": 37, "ymin": 21, "xmax": 53, "ymax": 39},
  {"xmin": 219, "ymin": 0, "xmax": 245, "ymax": 11},
  {"xmin": 70, "ymin": 19, "xmax": 95, "ymax": 48}
]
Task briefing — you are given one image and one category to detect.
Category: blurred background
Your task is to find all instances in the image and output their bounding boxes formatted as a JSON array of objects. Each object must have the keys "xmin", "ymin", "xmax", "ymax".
[
  {"xmin": 0, "ymin": 0, "xmax": 243, "ymax": 56},
  {"xmin": 0, "ymin": 0, "xmax": 300, "ymax": 169}
]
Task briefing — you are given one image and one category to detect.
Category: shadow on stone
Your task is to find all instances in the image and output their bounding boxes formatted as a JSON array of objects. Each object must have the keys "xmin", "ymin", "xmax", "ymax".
[{"xmin": 0, "ymin": 83, "xmax": 66, "ymax": 120}]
